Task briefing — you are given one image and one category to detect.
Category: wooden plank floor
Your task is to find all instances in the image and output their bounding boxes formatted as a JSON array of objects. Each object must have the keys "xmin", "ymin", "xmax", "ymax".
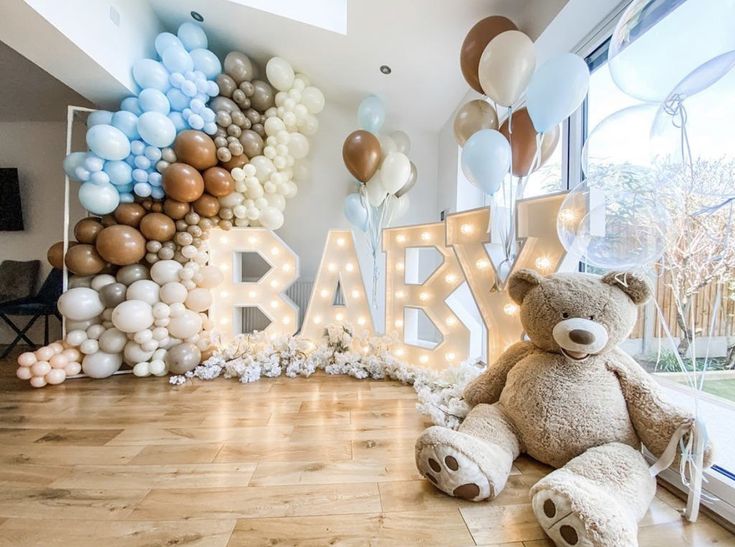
[{"xmin": 0, "ymin": 350, "xmax": 733, "ymax": 546}]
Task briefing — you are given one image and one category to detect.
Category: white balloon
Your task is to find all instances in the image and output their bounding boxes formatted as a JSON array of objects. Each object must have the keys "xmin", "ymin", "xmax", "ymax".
[
  {"xmin": 126, "ymin": 279, "xmax": 160, "ymax": 305},
  {"xmin": 266, "ymin": 57, "xmax": 295, "ymax": 91},
  {"xmin": 266, "ymin": 192, "xmax": 286, "ymax": 211},
  {"xmin": 379, "ymin": 134, "xmax": 397, "ymax": 157},
  {"xmin": 301, "ymin": 86, "xmax": 325, "ymax": 114},
  {"xmin": 82, "ymin": 351, "xmax": 122, "ymax": 378},
  {"xmin": 58, "ymin": 287, "xmax": 105, "ymax": 321},
  {"xmin": 80, "ymin": 339, "xmax": 99, "ymax": 355},
  {"xmin": 152, "ymin": 302, "xmax": 171, "ymax": 319},
  {"xmin": 149, "ymin": 359, "xmax": 167, "ymax": 376},
  {"xmin": 90, "ymin": 274, "xmax": 116, "ymax": 291},
  {"xmin": 168, "ymin": 310, "xmax": 203, "ymax": 339},
  {"xmin": 185, "ymin": 288, "xmax": 212, "ymax": 312},
  {"xmin": 194, "ymin": 266, "xmax": 223, "ymax": 289},
  {"xmin": 66, "ymin": 329, "xmax": 88, "ymax": 347},
  {"xmin": 123, "ymin": 341, "xmax": 155, "ymax": 365},
  {"xmin": 66, "ymin": 318, "xmax": 99, "ymax": 332},
  {"xmin": 86, "ymin": 324, "xmax": 106, "ymax": 340},
  {"xmin": 288, "ymin": 133, "xmax": 309, "ymax": 159},
  {"xmin": 160, "ymin": 282, "xmax": 188, "ymax": 304},
  {"xmin": 259, "ymin": 206, "xmax": 284, "ymax": 230},
  {"xmin": 366, "ymin": 172, "xmax": 388, "ymax": 207},
  {"xmin": 251, "ymin": 156, "xmax": 276, "ymax": 181},
  {"xmin": 391, "ymin": 130, "xmax": 411, "ymax": 154},
  {"xmin": 133, "ymin": 362, "xmax": 150, "ymax": 377},
  {"xmin": 98, "ymin": 327, "xmax": 127, "ymax": 353},
  {"xmin": 112, "ymin": 300, "xmax": 154, "ymax": 333},
  {"xmin": 220, "ymin": 191, "xmax": 245, "ymax": 207},
  {"xmin": 264, "ymin": 117, "xmax": 286, "ymax": 136},
  {"xmin": 150, "ymin": 260, "xmax": 183, "ymax": 285},
  {"xmin": 380, "ymin": 152, "xmax": 411, "ymax": 194}
]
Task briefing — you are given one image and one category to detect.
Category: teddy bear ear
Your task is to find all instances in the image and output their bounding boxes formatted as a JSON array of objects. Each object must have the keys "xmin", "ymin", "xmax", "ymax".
[
  {"xmin": 508, "ymin": 269, "xmax": 544, "ymax": 305},
  {"xmin": 602, "ymin": 271, "xmax": 653, "ymax": 305}
]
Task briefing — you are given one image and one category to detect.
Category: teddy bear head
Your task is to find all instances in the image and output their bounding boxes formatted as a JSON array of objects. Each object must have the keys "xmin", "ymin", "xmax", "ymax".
[{"xmin": 508, "ymin": 269, "xmax": 652, "ymax": 360}]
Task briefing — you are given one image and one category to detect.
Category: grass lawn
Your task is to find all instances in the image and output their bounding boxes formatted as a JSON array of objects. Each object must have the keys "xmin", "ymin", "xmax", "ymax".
[{"xmin": 668, "ymin": 376, "xmax": 735, "ymax": 403}]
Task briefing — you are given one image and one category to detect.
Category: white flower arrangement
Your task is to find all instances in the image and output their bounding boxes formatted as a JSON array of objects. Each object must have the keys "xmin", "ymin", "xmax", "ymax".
[{"xmin": 170, "ymin": 323, "xmax": 485, "ymax": 429}]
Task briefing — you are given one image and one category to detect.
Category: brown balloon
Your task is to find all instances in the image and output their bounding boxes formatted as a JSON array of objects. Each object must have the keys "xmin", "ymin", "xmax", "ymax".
[
  {"xmin": 220, "ymin": 154, "xmax": 249, "ymax": 171},
  {"xmin": 192, "ymin": 193, "xmax": 221, "ymax": 218},
  {"xmin": 239, "ymin": 130, "xmax": 263, "ymax": 158},
  {"xmin": 343, "ymin": 130, "xmax": 381, "ymax": 183},
  {"xmin": 100, "ymin": 214, "xmax": 117, "ymax": 227},
  {"xmin": 499, "ymin": 108, "xmax": 539, "ymax": 177},
  {"xmin": 95, "ymin": 225, "xmax": 146, "ymax": 266},
  {"xmin": 539, "ymin": 125, "xmax": 561, "ymax": 167},
  {"xmin": 162, "ymin": 163, "xmax": 205, "ymax": 203},
  {"xmin": 113, "ymin": 202, "xmax": 146, "ymax": 227},
  {"xmin": 65, "ymin": 243, "xmax": 106, "ymax": 276},
  {"xmin": 460, "ymin": 16, "xmax": 517, "ymax": 94},
  {"xmin": 203, "ymin": 167, "xmax": 235, "ymax": 197},
  {"xmin": 139, "ymin": 212, "xmax": 176, "ymax": 242},
  {"xmin": 163, "ymin": 199, "xmax": 190, "ymax": 220},
  {"xmin": 73, "ymin": 217, "xmax": 104, "ymax": 244},
  {"xmin": 453, "ymin": 100, "xmax": 499, "ymax": 146},
  {"xmin": 250, "ymin": 80, "xmax": 274, "ymax": 111},
  {"xmin": 173, "ymin": 130, "xmax": 217, "ymax": 170},
  {"xmin": 47, "ymin": 241, "xmax": 72, "ymax": 270}
]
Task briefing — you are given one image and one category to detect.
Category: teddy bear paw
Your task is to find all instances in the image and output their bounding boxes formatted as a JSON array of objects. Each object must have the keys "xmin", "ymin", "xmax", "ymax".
[
  {"xmin": 532, "ymin": 489, "xmax": 594, "ymax": 547},
  {"xmin": 416, "ymin": 440, "xmax": 492, "ymax": 501}
]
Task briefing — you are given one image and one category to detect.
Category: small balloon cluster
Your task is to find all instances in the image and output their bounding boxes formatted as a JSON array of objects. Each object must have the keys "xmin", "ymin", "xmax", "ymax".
[
  {"xmin": 341, "ymin": 96, "xmax": 415, "ymax": 234},
  {"xmin": 30, "ymin": 22, "xmax": 324, "ymax": 388},
  {"xmin": 455, "ymin": 16, "xmax": 589, "ymax": 196},
  {"xmin": 17, "ymin": 342, "xmax": 82, "ymax": 388}
]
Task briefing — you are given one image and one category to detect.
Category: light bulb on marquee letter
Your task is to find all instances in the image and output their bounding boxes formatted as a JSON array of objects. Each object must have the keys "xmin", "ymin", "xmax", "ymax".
[
  {"xmin": 446, "ymin": 193, "xmax": 568, "ymax": 363},
  {"xmin": 301, "ymin": 230, "xmax": 374, "ymax": 340},
  {"xmin": 383, "ymin": 222, "xmax": 469, "ymax": 371},
  {"xmin": 209, "ymin": 227, "xmax": 299, "ymax": 342}
]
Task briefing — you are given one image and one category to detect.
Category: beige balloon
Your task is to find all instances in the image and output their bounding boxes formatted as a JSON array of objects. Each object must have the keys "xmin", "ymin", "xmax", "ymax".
[
  {"xmin": 453, "ymin": 100, "xmax": 499, "ymax": 146},
  {"xmin": 478, "ymin": 30, "xmax": 536, "ymax": 107},
  {"xmin": 539, "ymin": 124, "xmax": 561, "ymax": 167}
]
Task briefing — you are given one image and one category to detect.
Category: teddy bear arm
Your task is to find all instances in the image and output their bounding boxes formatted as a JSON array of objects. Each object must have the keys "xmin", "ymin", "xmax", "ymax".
[
  {"xmin": 464, "ymin": 341, "xmax": 534, "ymax": 407},
  {"xmin": 609, "ymin": 349, "xmax": 712, "ymax": 465}
]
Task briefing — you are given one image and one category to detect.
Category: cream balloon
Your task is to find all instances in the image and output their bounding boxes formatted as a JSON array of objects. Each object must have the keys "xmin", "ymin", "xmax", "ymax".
[
  {"xmin": 81, "ymin": 351, "xmax": 122, "ymax": 378},
  {"xmin": 266, "ymin": 57, "xmax": 295, "ymax": 91},
  {"xmin": 168, "ymin": 310, "xmax": 202, "ymax": 339},
  {"xmin": 123, "ymin": 341, "xmax": 155, "ymax": 365},
  {"xmin": 160, "ymin": 282, "xmax": 188, "ymax": 304},
  {"xmin": 57, "ymin": 288, "xmax": 104, "ymax": 321},
  {"xmin": 390, "ymin": 130, "xmax": 411, "ymax": 154},
  {"xmin": 301, "ymin": 86, "xmax": 325, "ymax": 114},
  {"xmin": 380, "ymin": 152, "xmax": 411, "ymax": 194},
  {"xmin": 259, "ymin": 206, "xmax": 284, "ymax": 230},
  {"xmin": 288, "ymin": 133, "xmax": 309, "ymax": 159},
  {"xmin": 90, "ymin": 274, "xmax": 116, "ymax": 291},
  {"xmin": 366, "ymin": 173, "xmax": 388, "ymax": 207},
  {"xmin": 195, "ymin": 265, "xmax": 223, "ymax": 288},
  {"xmin": 150, "ymin": 260, "xmax": 183, "ymax": 285},
  {"xmin": 126, "ymin": 279, "xmax": 160, "ymax": 305},
  {"xmin": 112, "ymin": 300, "xmax": 154, "ymax": 333},
  {"xmin": 185, "ymin": 288, "xmax": 212, "ymax": 312},
  {"xmin": 478, "ymin": 30, "xmax": 536, "ymax": 107},
  {"xmin": 98, "ymin": 327, "xmax": 127, "ymax": 353}
]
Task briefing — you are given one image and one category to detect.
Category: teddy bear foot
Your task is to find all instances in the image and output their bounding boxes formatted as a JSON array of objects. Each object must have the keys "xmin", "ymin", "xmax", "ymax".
[{"xmin": 415, "ymin": 426, "xmax": 513, "ymax": 501}]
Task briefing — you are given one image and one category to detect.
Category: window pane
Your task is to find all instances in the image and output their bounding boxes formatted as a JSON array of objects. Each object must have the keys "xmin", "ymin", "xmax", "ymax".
[{"xmin": 523, "ymin": 133, "xmax": 563, "ymax": 198}]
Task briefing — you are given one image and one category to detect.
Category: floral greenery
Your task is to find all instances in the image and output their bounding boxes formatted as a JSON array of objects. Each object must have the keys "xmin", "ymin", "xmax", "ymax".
[{"xmin": 170, "ymin": 323, "xmax": 484, "ymax": 429}]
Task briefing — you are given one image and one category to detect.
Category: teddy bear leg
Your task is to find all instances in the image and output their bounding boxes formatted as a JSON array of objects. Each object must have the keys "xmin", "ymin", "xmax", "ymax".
[
  {"xmin": 530, "ymin": 442, "xmax": 655, "ymax": 547},
  {"xmin": 415, "ymin": 402, "xmax": 520, "ymax": 501}
]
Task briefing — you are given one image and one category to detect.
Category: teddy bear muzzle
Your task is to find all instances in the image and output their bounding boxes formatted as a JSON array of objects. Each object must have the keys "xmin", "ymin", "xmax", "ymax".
[{"xmin": 552, "ymin": 318, "xmax": 609, "ymax": 360}]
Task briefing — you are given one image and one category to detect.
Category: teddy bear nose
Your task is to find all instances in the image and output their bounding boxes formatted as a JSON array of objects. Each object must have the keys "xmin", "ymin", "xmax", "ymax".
[{"xmin": 569, "ymin": 329, "xmax": 595, "ymax": 345}]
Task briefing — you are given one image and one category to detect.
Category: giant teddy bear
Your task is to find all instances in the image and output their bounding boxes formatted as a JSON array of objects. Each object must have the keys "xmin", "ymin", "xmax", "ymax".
[{"xmin": 415, "ymin": 269, "xmax": 711, "ymax": 547}]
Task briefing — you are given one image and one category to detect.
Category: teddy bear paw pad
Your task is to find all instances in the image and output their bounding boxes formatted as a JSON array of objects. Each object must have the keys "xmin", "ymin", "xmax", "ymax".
[
  {"xmin": 417, "ymin": 443, "xmax": 491, "ymax": 501},
  {"xmin": 532, "ymin": 490, "xmax": 594, "ymax": 547}
]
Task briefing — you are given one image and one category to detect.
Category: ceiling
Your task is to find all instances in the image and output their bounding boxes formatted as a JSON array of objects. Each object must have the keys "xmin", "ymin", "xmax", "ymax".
[
  {"xmin": 148, "ymin": 0, "xmax": 569, "ymax": 132},
  {"xmin": 0, "ymin": 39, "xmax": 92, "ymax": 122}
]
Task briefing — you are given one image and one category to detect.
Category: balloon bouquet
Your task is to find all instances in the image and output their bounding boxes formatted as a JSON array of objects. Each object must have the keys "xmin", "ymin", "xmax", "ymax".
[
  {"xmin": 454, "ymin": 16, "xmax": 589, "ymax": 269},
  {"xmin": 556, "ymin": 0, "xmax": 735, "ymax": 522},
  {"xmin": 342, "ymin": 95, "xmax": 416, "ymax": 303},
  {"xmin": 21, "ymin": 22, "xmax": 324, "ymax": 388}
]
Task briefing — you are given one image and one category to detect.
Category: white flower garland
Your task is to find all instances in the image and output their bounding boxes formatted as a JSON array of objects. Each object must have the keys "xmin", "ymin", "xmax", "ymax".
[{"xmin": 170, "ymin": 323, "xmax": 484, "ymax": 429}]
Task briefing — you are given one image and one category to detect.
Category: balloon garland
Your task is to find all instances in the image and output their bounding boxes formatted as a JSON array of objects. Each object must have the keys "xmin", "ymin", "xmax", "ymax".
[{"xmin": 24, "ymin": 22, "xmax": 324, "ymax": 388}]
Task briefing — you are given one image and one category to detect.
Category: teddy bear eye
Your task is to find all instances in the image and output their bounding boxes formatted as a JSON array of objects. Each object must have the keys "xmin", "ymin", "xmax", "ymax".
[{"xmin": 562, "ymin": 312, "xmax": 570, "ymax": 319}]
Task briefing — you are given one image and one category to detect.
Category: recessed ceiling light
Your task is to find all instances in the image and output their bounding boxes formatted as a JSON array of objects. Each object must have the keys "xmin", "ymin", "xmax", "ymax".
[
  {"xmin": 191, "ymin": 11, "xmax": 204, "ymax": 22},
  {"xmin": 380, "ymin": 65, "xmax": 392, "ymax": 75}
]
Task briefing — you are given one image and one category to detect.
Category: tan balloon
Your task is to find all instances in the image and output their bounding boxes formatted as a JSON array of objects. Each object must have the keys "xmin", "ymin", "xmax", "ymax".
[
  {"xmin": 203, "ymin": 167, "xmax": 235, "ymax": 197},
  {"xmin": 173, "ymin": 130, "xmax": 217, "ymax": 170},
  {"xmin": 453, "ymin": 100, "xmax": 499, "ymax": 146},
  {"xmin": 342, "ymin": 130, "xmax": 381, "ymax": 183},
  {"xmin": 95, "ymin": 225, "xmax": 146, "ymax": 266},
  {"xmin": 47, "ymin": 240, "xmax": 72, "ymax": 270},
  {"xmin": 460, "ymin": 16, "xmax": 517, "ymax": 94},
  {"xmin": 250, "ymin": 80, "xmax": 275, "ymax": 111},
  {"xmin": 100, "ymin": 214, "xmax": 117, "ymax": 227},
  {"xmin": 192, "ymin": 193, "xmax": 221, "ymax": 218},
  {"xmin": 163, "ymin": 199, "xmax": 190, "ymax": 220},
  {"xmin": 499, "ymin": 107, "xmax": 539, "ymax": 177},
  {"xmin": 73, "ymin": 217, "xmax": 104, "ymax": 244},
  {"xmin": 113, "ymin": 203, "xmax": 146, "ymax": 227},
  {"xmin": 162, "ymin": 163, "xmax": 205, "ymax": 203},
  {"xmin": 224, "ymin": 51, "xmax": 256, "ymax": 83},
  {"xmin": 65, "ymin": 244, "xmax": 106, "ymax": 276},
  {"xmin": 139, "ymin": 213, "xmax": 176, "ymax": 242},
  {"xmin": 540, "ymin": 125, "xmax": 561, "ymax": 167},
  {"xmin": 238, "ymin": 130, "xmax": 263, "ymax": 157},
  {"xmin": 478, "ymin": 30, "xmax": 536, "ymax": 107}
]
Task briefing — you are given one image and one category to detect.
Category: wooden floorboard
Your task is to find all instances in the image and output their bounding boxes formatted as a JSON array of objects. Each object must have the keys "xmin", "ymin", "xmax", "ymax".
[{"xmin": 0, "ymin": 348, "xmax": 732, "ymax": 546}]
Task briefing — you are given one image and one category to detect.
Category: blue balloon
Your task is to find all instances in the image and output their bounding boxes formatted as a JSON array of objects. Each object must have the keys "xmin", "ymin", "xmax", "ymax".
[
  {"xmin": 132, "ymin": 59, "xmax": 170, "ymax": 92},
  {"xmin": 104, "ymin": 160, "xmax": 133, "ymax": 185},
  {"xmin": 149, "ymin": 172, "xmax": 162, "ymax": 186},
  {"xmin": 63, "ymin": 152, "xmax": 87, "ymax": 181},
  {"xmin": 90, "ymin": 171, "xmax": 110, "ymax": 185},
  {"xmin": 138, "ymin": 88, "xmax": 171, "ymax": 114},
  {"xmin": 154, "ymin": 32, "xmax": 183, "ymax": 58},
  {"xmin": 357, "ymin": 95, "xmax": 385, "ymax": 133},
  {"xmin": 75, "ymin": 166, "xmax": 91, "ymax": 182},
  {"xmin": 166, "ymin": 88, "xmax": 190, "ymax": 111},
  {"xmin": 526, "ymin": 54, "xmax": 590, "ymax": 133},
  {"xmin": 188, "ymin": 113, "xmax": 204, "ymax": 130},
  {"xmin": 460, "ymin": 129, "xmax": 511, "ymax": 195},
  {"xmin": 86, "ymin": 124, "xmax": 131, "ymax": 161},
  {"xmin": 134, "ymin": 155, "xmax": 152, "ymax": 170},
  {"xmin": 137, "ymin": 112, "xmax": 176, "ymax": 147},
  {"xmin": 134, "ymin": 182, "xmax": 152, "ymax": 197},
  {"xmin": 343, "ymin": 193, "xmax": 369, "ymax": 231},
  {"xmin": 169, "ymin": 72, "xmax": 186, "ymax": 89},
  {"xmin": 162, "ymin": 45, "xmax": 194, "ymax": 74},
  {"xmin": 115, "ymin": 183, "xmax": 134, "ymax": 193},
  {"xmin": 120, "ymin": 97, "xmax": 142, "ymax": 115},
  {"xmin": 119, "ymin": 192, "xmax": 135, "ymax": 204},
  {"xmin": 190, "ymin": 48, "xmax": 221, "ymax": 79},
  {"xmin": 205, "ymin": 81, "xmax": 219, "ymax": 97},
  {"xmin": 87, "ymin": 110, "xmax": 114, "ymax": 128},
  {"xmin": 144, "ymin": 146, "xmax": 162, "ymax": 162},
  {"xmin": 203, "ymin": 121, "xmax": 217, "ymax": 135},
  {"xmin": 130, "ymin": 139, "xmax": 146, "ymax": 156},
  {"xmin": 177, "ymin": 22, "xmax": 208, "ymax": 51},
  {"xmin": 151, "ymin": 186, "xmax": 165, "ymax": 200},
  {"xmin": 132, "ymin": 168, "xmax": 149, "ymax": 183},
  {"xmin": 111, "ymin": 110, "xmax": 140, "ymax": 139},
  {"xmin": 168, "ymin": 111, "xmax": 187, "ymax": 132},
  {"xmin": 78, "ymin": 182, "xmax": 120, "ymax": 215},
  {"xmin": 181, "ymin": 80, "xmax": 198, "ymax": 98},
  {"xmin": 84, "ymin": 154, "xmax": 104, "ymax": 172}
]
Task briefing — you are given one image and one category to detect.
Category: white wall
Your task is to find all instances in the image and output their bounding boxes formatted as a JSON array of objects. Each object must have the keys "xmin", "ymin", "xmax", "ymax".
[{"xmin": 0, "ymin": 121, "xmax": 85, "ymax": 343}]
